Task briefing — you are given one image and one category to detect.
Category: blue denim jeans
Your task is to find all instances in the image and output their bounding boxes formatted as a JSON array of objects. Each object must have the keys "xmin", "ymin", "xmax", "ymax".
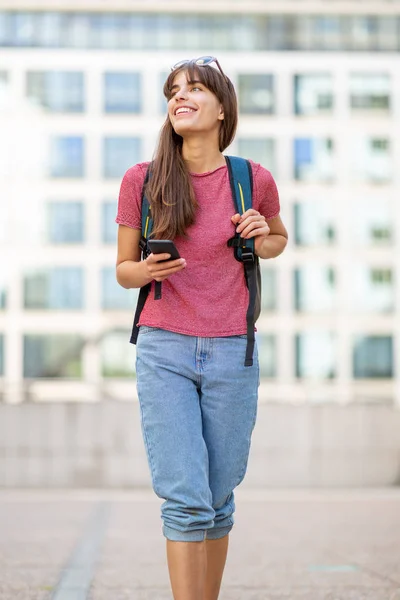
[{"xmin": 136, "ymin": 326, "xmax": 259, "ymax": 542}]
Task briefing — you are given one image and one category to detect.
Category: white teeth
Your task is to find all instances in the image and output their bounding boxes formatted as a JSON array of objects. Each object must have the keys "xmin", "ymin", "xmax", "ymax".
[{"xmin": 176, "ymin": 107, "xmax": 195, "ymax": 115}]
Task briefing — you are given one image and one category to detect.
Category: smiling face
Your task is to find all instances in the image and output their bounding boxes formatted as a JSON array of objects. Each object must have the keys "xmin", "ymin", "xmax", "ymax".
[{"xmin": 167, "ymin": 70, "xmax": 224, "ymax": 140}]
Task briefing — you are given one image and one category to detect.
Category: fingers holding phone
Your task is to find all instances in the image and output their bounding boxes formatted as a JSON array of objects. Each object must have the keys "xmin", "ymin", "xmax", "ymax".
[{"xmin": 145, "ymin": 240, "xmax": 186, "ymax": 282}]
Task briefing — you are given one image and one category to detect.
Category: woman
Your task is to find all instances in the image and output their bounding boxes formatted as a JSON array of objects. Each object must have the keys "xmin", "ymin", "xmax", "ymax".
[{"xmin": 116, "ymin": 56, "xmax": 288, "ymax": 600}]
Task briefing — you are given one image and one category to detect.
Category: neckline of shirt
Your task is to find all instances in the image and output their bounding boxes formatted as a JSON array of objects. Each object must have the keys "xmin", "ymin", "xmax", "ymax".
[{"xmin": 189, "ymin": 165, "xmax": 227, "ymax": 177}]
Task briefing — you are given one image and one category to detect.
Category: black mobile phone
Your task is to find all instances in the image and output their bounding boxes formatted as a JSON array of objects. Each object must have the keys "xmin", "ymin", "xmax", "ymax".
[{"xmin": 147, "ymin": 239, "xmax": 181, "ymax": 261}]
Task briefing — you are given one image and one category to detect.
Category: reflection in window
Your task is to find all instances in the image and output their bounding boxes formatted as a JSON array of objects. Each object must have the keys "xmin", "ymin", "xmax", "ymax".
[
  {"xmin": 294, "ymin": 138, "xmax": 334, "ymax": 182},
  {"xmin": 0, "ymin": 334, "xmax": 3, "ymax": 376},
  {"xmin": 296, "ymin": 331, "xmax": 336, "ymax": 379},
  {"xmin": 260, "ymin": 268, "xmax": 276, "ymax": 311},
  {"xmin": 238, "ymin": 74, "xmax": 274, "ymax": 115},
  {"xmin": 351, "ymin": 201, "xmax": 392, "ymax": 246},
  {"xmin": 350, "ymin": 138, "xmax": 391, "ymax": 183},
  {"xmin": 353, "ymin": 336, "xmax": 393, "ymax": 379},
  {"xmin": 101, "ymin": 330, "xmax": 136, "ymax": 377},
  {"xmin": 23, "ymin": 334, "xmax": 83, "ymax": 378},
  {"xmin": 49, "ymin": 136, "xmax": 84, "ymax": 178},
  {"xmin": 294, "ymin": 266, "xmax": 336, "ymax": 312},
  {"xmin": 295, "ymin": 16, "xmax": 342, "ymax": 51},
  {"xmin": 257, "ymin": 334, "xmax": 276, "ymax": 378},
  {"xmin": 350, "ymin": 73, "xmax": 390, "ymax": 112},
  {"xmin": 352, "ymin": 267, "xmax": 394, "ymax": 314},
  {"xmin": 26, "ymin": 71, "xmax": 84, "ymax": 112},
  {"xmin": 101, "ymin": 267, "xmax": 138, "ymax": 310},
  {"xmin": 294, "ymin": 202, "xmax": 335, "ymax": 246},
  {"xmin": 294, "ymin": 74, "xmax": 333, "ymax": 115},
  {"xmin": 104, "ymin": 72, "xmax": 141, "ymax": 113},
  {"xmin": 47, "ymin": 202, "xmax": 84, "ymax": 244},
  {"xmin": 24, "ymin": 268, "xmax": 84, "ymax": 309},
  {"xmin": 102, "ymin": 201, "xmax": 117, "ymax": 244},
  {"xmin": 103, "ymin": 137, "xmax": 141, "ymax": 179},
  {"xmin": 238, "ymin": 138, "xmax": 275, "ymax": 173}
]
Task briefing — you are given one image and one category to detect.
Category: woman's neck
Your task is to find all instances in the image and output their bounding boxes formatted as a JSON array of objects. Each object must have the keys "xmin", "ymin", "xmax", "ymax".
[{"xmin": 182, "ymin": 140, "xmax": 225, "ymax": 174}]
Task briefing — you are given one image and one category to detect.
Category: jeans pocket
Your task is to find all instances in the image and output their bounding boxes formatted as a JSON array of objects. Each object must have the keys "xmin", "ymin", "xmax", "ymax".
[{"xmin": 139, "ymin": 325, "xmax": 159, "ymax": 335}]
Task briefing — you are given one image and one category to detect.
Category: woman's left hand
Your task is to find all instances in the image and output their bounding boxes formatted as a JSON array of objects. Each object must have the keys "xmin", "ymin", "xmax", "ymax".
[{"xmin": 231, "ymin": 209, "xmax": 270, "ymax": 254}]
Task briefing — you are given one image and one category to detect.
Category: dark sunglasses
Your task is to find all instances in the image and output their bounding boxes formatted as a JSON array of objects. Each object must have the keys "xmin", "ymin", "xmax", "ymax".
[{"xmin": 171, "ymin": 56, "xmax": 228, "ymax": 82}]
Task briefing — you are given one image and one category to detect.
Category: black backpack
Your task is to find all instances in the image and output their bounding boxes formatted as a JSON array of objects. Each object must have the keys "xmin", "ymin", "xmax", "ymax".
[{"xmin": 130, "ymin": 155, "xmax": 261, "ymax": 367}]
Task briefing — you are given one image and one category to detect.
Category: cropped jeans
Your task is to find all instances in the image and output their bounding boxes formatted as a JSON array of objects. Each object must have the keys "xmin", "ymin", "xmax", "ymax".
[{"xmin": 136, "ymin": 326, "xmax": 259, "ymax": 542}]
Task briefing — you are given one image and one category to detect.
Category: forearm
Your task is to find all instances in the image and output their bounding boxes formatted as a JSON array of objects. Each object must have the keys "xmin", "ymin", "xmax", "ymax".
[
  {"xmin": 116, "ymin": 260, "xmax": 153, "ymax": 289},
  {"xmin": 256, "ymin": 234, "xmax": 288, "ymax": 260}
]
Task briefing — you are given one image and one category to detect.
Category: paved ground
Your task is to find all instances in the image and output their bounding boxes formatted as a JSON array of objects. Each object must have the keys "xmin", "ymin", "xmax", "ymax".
[{"xmin": 0, "ymin": 489, "xmax": 400, "ymax": 599}]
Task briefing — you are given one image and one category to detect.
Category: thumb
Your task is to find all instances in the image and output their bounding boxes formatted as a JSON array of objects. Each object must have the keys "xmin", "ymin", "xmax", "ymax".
[{"xmin": 231, "ymin": 213, "xmax": 241, "ymax": 224}]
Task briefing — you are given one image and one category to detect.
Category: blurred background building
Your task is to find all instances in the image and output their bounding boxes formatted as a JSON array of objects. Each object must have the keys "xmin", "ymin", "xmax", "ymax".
[{"xmin": 0, "ymin": 0, "xmax": 399, "ymax": 406}]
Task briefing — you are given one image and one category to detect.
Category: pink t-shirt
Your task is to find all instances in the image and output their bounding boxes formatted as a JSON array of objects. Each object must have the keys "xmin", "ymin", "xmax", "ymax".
[{"xmin": 116, "ymin": 159, "xmax": 280, "ymax": 337}]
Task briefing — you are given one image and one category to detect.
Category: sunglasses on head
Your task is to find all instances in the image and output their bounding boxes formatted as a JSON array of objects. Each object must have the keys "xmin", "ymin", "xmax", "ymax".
[{"xmin": 171, "ymin": 56, "xmax": 228, "ymax": 82}]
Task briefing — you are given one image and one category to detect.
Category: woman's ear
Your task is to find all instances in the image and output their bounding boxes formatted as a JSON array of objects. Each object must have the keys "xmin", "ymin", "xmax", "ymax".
[{"xmin": 218, "ymin": 104, "xmax": 224, "ymax": 121}]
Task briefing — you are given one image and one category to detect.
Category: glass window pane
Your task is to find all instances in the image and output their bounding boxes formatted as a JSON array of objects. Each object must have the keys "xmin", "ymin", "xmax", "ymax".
[
  {"xmin": 24, "ymin": 268, "xmax": 84, "ymax": 309},
  {"xmin": 294, "ymin": 138, "xmax": 334, "ymax": 182},
  {"xmin": 238, "ymin": 74, "xmax": 274, "ymax": 115},
  {"xmin": 101, "ymin": 330, "xmax": 136, "ymax": 378},
  {"xmin": 23, "ymin": 334, "xmax": 83, "ymax": 378},
  {"xmin": 0, "ymin": 281, "xmax": 6, "ymax": 309},
  {"xmin": 101, "ymin": 267, "xmax": 138, "ymax": 310},
  {"xmin": 27, "ymin": 71, "xmax": 84, "ymax": 112},
  {"xmin": 350, "ymin": 73, "xmax": 390, "ymax": 112},
  {"xmin": 47, "ymin": 202, "xmax": 84, "ymax": 244},
  {"xmin": 294, "ymin": 266, "xmax": 336, "ymax": 312},
  {"xmin": 352, "ymin": 266, "xmax": 394, "ymax": 314},
  {"xmin": 351, "ymin": 200, "xmax": 393, "ymax": 246},
  {"xmin": 294, "ymin": 202, "xmax": 335, "ymax": 247},
  {"xmin": 160, "ymin": 70, "xmax": 169, "ymax": 114},
  {"xmin": 350, "ymin": 138, "xmax": 392, "ymax": 183},
  {"xmin": 104, "ymin": 72, "xmax": 141, "ymax": 113},
  {"xmin": 103, "ymin": 137, "xmax": 141, "ymax": 179},
  {"xmin": 353, "ymin": 336, "xmax": 393, "ymax": 379},
  {"xmin": 294, "ymin": 74, "xmax": 333, "ymax": 115},
  {"xmin": 49, "ymin": 136, "xmax": 84, "ymax": 178},
  {"xmin": 260, "ymin": 268, "xmax": 276, "ymax": 311},
  {"xmin": 238, "ymin": 138, "xmax": 275, "ymax": 173},
  {"xmin": 0, "ymin": 334, "xmax": 4, "ymax": 376},
  {"xmin": 257, "ymin": 333, "xmax": 276, "ymax": 378},
  {"xmin": 0, "ymin": 71, "xmax": 9, "ymax": 111},
  {"xmin": 102, "ymin": 201, "xmax": 117, "ymax": 244},
  {"xmin": 296, "ymin": 332, "xmax": 336, "ymax": 379}
]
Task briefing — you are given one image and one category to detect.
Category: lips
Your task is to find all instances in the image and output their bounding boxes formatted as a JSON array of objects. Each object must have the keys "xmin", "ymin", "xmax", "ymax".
[{"xmin": 174, "ymin": 106, "xmax": 197, "ymax": 116}]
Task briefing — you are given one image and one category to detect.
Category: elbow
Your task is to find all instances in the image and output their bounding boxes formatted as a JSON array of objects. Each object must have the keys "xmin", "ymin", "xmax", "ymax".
[{"xmin": 115, "ymin": 263, "xmax": 130, "ymax": 289}]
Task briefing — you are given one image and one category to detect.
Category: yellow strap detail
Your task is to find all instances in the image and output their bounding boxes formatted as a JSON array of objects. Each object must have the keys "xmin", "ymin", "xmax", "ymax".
[
  {"xmin": 144, "ymin": 215, "xmax": 150, "ymax": 238},
  {"xmin": 238, "ymin": 182, "xmax": 245, "ymax": 214}
]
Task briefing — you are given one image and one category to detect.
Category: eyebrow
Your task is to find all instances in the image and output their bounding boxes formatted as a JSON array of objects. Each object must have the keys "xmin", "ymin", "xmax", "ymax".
[{"xmin": 169, "ymin": 79, "xmax": 203, "ymax": 93}]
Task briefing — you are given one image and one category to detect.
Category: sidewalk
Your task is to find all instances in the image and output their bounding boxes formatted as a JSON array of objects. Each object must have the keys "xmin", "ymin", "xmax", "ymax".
[{"xmin": 1, "ymin": 489, "xmax": 400, "ymax": 599}]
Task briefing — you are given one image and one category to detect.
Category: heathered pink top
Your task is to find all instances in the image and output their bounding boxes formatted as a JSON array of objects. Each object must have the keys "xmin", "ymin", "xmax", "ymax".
[{"xmin": 116, "ymin": 160, "xmax": 280, "ymax": 337}]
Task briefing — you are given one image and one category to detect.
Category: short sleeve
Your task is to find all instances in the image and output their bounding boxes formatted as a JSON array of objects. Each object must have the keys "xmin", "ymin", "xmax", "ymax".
[
  {"xmin": 251, "ymin": 161, "xmax": 280, "ymax": 220},
  {"xmin": 115, "ymin": 162, "xmax": 149, "ymax": 230}
]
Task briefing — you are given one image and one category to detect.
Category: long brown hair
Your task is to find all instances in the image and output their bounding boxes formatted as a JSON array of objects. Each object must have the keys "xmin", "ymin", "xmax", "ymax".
[{"xmin": 145, "ymin": 61, "xmax": 238, "ymax": 239}]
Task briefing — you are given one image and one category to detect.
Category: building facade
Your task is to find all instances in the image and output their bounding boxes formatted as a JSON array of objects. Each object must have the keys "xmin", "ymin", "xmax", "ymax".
[{"xmin": 0, "ymin": 1, "xmax": 399, "ymax": 404}]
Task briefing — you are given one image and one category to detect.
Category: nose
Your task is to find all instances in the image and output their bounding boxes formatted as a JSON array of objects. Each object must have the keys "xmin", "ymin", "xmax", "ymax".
[{"xmin": 174, "ymin": 86, "xmax": 189, "ymax": 101}]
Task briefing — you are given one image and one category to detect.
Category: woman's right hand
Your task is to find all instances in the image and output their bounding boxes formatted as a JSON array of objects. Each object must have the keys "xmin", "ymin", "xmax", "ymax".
[{"xmin": 144, "ymin": 253, "xmax": 187, "ymax": 282}]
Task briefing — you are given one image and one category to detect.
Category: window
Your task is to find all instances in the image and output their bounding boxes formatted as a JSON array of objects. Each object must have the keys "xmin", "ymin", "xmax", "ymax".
[
  {"xmin": 102, "ymin": 201, "xmax": 117, "ymax": 244},
  {"xmin": 296, "ymin": 332, "xmax": 336, "ymax": 379},
  {"xmin": 237, "ymin": 139, "xmax": 275, "ymax": 173},
  {"xmin": 23, "ymin": 334, "xmax": 83, "ymax": 378},
  {"xmin": 257, "ymin": 334, "xmax": 276, "ymax": 378},
  {"xmin": 350, "ymin": 73, "xmax": 390, "ymax": 112},
  {"xmin": 0, "ymin": 334, "xmax": 4, "ymax": 376},
  {"xmin": 350, "ymin": 138, "xmax": 391, "ymax": 183},
  {"xmin": 353, "ymin": 336, "xmax": 393, "ymax": 379},
  {"xmin": 294, "ymin": 74, "xmax": 333, "ymax": 115},
  {"xmin": 351, "ymin": 201, "xmax": 393, "ymax": 246},
  {"xmin": 294, "ymin": 138, "xmax": 334, "ymax": 182},
  {"xmin": 0, "ymin": 281, "xmax": 6, "ymax": 309},
  {"xmin": 238, "ymin": 74, "xmax": 274, "ymax": 115},
  {"xmin": 49, "ymin": 136, "xmax": 84, "ymax": 178},
  {"xmin": 260, "ymin": 268, "xmax": 276, "ymax": 311},
  {"xmin": 101, "ymin": 329, "xmax": 136, "ymax": 377},
  {"xmin": 103, "ymin": 137, "xmax": 141, "ymax": 179},
  {"xmin": 352, "ymin": 266, "xmax": 394, "ymax": 314},
  {"xmin": 294, "ymin": 202, "xmax": 335, "ymax": 247},
  {"xmin": 104, "ymin": 72, "xmax": 141, "ymax": 113},
  {"xmin": 26, "ymin": 71, "xmax": 84, "ymax": 112},
  {"xmin": 101, "ymin": 267, "xmax": 138, "ymax": 310},
  {"xmin": 24, "ymin": 268, "xmax": 84, "ymax": 309},
  {"xmin": 160, "ymin": 70, "xmax": 169, "ymax": 113},
  {"xmin": 294, "ymin": 266, "xmax": 336, "ymax": 312},
  {"xmin": 47, "ymin": 202, "xmax": 84, "ymax": 244}
]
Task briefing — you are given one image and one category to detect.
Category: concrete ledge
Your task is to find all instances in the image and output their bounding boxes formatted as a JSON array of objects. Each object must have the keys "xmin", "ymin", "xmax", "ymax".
[{"xmin": 0, "ymin": 402, "xmax": 399, "ymax": 488}]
